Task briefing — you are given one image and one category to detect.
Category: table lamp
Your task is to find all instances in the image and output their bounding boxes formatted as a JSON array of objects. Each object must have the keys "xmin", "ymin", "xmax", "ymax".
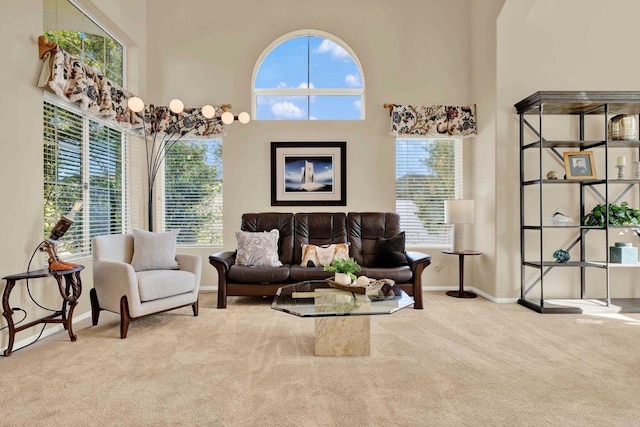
[
  {"xmin": 41, "ymin": 200, "xmax": 82, "ymax": 271},
  {"xmin": 444, "ymin": 199, "xmax": 475, "ymax": 252}
]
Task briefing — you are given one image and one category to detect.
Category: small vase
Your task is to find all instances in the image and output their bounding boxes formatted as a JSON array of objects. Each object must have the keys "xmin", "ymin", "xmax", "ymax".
[{"xmin": 334, "ymin": 272, "xmax": 352, "ymax": 285}]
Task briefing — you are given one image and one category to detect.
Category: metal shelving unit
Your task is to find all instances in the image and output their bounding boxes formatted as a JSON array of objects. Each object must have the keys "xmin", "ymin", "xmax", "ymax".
[{"xmin": 515, "ymin": 91, "xmax": 640, "ymax": 313}]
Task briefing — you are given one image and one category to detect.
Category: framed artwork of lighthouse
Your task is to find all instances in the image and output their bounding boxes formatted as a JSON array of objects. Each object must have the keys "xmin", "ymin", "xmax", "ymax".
[{"xmin": 271, "ymin": 141, "xmax": 346, "ymax": 206}]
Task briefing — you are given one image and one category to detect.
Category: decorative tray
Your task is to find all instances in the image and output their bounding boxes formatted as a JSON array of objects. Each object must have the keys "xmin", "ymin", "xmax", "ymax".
[{"xmin": 325, "ymin": 278, "xmax": 394, "ymax": 294}]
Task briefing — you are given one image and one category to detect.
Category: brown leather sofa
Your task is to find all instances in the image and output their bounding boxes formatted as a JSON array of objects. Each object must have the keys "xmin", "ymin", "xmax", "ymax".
[{"xmin": 209, "ymin": 212, "xmax": 431, "ymax": 309}]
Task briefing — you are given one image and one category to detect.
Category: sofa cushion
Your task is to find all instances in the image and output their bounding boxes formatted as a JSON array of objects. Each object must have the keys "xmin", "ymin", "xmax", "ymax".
[
  {"xmin": 348, "ymin": 212, "xmax": 402, "ymax": 267},
  {"xmin": 290, "ymin": 265, "xmax": 335, "ymax": 282},
  {"xmin": 228, "ymin": 264, "xmax": 291, "ymax": 284},
  {"xmin": 300, "ymin": 243, "xmax": 350, "ymax": 267},
  {"xmin": 293, "ymin": 213, "xmax": 348, "ymax": 264},
  {"xmin": 358, "ymin": 266, "xmax": 413, "ymax": 283},
  {"xmin": 131, "ymin": 228, "xmax": 180, "ymax": 272},
  {"xmin": 137, "ymin": 269, "xmax": 195, "ymax": 302},
  {"xmin": 375, "ymin": 232, "xmax": 408, "ymax": 267},
  {"xmin": 235, "ymin": 229, "xmax": 283, "ymax": 267}
]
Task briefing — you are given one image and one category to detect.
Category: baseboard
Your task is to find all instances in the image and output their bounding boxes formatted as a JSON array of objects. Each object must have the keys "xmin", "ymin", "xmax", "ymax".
[{"xmin": 1, "ymin": 310, "xmax": 93, "ymax": 356}]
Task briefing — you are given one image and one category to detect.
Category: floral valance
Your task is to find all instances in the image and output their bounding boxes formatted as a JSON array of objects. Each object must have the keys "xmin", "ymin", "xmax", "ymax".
[
  {"xmin": 37, "ymin": 37, "xmax": 225, "ymax": 136},
  {"xmin": 389, "ymin": 104, "xmax": 477, "ymax": 138}
]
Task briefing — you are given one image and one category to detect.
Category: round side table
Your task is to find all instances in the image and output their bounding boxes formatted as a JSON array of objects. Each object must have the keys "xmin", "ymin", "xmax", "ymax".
[{"xmin": 441, "ymin": 250, "xmax": 482, "ymax": 298}]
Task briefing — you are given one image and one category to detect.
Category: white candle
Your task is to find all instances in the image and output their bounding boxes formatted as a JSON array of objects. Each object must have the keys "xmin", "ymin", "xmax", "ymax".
[{"xmin": 617, "ymin": 156, "xmax": 627, "ymax": 166}]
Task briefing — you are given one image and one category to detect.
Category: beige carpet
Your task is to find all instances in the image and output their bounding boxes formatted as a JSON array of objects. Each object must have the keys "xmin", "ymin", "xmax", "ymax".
[{"xmin": 2, "ymin": 291, "xmax": 640, "ymax": 426}]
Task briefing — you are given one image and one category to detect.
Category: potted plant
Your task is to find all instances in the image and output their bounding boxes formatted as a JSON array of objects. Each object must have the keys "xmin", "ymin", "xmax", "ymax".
[
  {"xmin": 582, "ymin": 202, "xmax": 640, "ymax": 227},
  {"xmin": 323, "ymin": 257, "xmax": 361, "ymax": 285}
]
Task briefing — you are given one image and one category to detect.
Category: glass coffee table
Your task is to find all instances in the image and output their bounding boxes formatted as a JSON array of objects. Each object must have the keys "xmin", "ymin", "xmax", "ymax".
[{"xmin": 272, "ymin": 280, "xmax": 414, "ymax": 356}]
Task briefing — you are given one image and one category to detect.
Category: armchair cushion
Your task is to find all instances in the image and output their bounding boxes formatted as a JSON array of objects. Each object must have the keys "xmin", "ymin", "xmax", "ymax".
[
  {"xmin": 235, "ymin": 229, "xmax": 283, "ymax": 267},
  {"xmin": 131, "ymin": 228, "xmax": 180, "ymax": 272},
  {"xmin": 136, "ymin": 270, "xmax": 196, "ymax": 302}
]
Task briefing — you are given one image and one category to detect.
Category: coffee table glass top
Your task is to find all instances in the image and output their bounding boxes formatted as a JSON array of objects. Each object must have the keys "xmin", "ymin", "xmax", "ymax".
[{"xmin": 271, "ymin": 280, "xmax": 414, "ymax": 317}]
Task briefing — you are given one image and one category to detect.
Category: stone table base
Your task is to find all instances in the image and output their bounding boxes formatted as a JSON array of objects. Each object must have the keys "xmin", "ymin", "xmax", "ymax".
[{"xmin": 314, "ymin": 316, "xmax": 370, "ymax": 356}]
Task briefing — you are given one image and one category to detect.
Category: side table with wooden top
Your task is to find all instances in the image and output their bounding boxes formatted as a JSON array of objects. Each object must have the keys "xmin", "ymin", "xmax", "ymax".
[
  {"xmin": 441, "ymin": 250, "xmax": 482, "ymax": 298},
  {"xmin": 2, "ymin": 265, "xmax": 84, "ymax": 356}
]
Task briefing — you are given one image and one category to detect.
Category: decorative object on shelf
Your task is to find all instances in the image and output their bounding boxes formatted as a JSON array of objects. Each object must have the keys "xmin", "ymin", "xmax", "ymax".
[
  {"xmin": 609, "ymin": 242, "xmax": 638, "ymax": 264},
  {"xmin": 616, "ymin": 155, "xmax": 627, "ymax": 179},
  {"xmin": 608, "ymin": 114, "xmax": 638, "ymax": 140},
  {"xmin": 583, "ymin": 202, "xmax": 640, "ymax": 227},
  {"xmin": 40, "ymin": 201, "xmax": 83, "ymax": 271},
  {"xmin": 633, "ymin": 161, "xmax": 640, "ymax": 179},
  {"xmin": 127, "ymin": 97, "xmax": 249, "ymax": 230},
  {"xmin": 563, "ymin": 151, "xmax": 596, "ymax": 180},
  {"xmin": 550, "ymin": 210, "xmax": 573, "ymax": 225},
  {"xmin": 323, "ymin": 257, "xmax": 361, "ymax": 285},
  {"xmin": 552, "ymin": 249, "xmax": 570, "ymax": 263},
  {"xmin": 546, "ymin": 170, "xmax": 559, "ymax": 180},
  {"xmin": 444, "ymin": 199, "xmax": 475, "ymax": 252}
]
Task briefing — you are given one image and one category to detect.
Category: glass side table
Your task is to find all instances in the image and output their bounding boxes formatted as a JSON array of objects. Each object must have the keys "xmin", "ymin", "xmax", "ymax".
[{"xmin": 441, "ymin": 250, "xmax": 482, "ymax": 298}]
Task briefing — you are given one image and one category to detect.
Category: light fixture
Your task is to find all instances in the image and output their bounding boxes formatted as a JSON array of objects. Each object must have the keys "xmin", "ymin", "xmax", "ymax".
[
  {"xmin": 126, "ymin": 96, "xmax": 249, "ymax": 231},
  {"xmin": 41, "ymin": 200, "xmax": 83, "ymax": 271},
  {"xmin": 444, "ymin": 199, "xmax": 475, "ymax": 252}
]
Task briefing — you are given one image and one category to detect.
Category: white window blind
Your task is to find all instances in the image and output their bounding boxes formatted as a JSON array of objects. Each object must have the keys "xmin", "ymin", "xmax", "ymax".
[
  {"xmin": 44, "ymin": 101, "xmax": 129, "ymax": 258},
  {"xmin": 395, "ymin": 138, "xmax": 463, "ymax": 246},
  {"xmin": 164, "ymin": 139, "xmax": 223, "ymax": 246}
]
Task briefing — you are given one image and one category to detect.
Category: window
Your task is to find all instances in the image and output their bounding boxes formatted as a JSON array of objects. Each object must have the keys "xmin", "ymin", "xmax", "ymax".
[
  {"xmin": 395, "ymin": 138, "xmax": 463, "ymax": 246},
  {"xmin": 43, "ymin": 0, "xmax": 127, "ymax": 258},
  {"xmin": 253, "ymin": 30, "xmax": 364, "ymax": 120},
  {"xmin": 164, "ymin": 140, "xmax": 223, "ymax": 246},
  {"xmin": 44, "ymin": 101, "xmax": 128, "ymax": 258}
]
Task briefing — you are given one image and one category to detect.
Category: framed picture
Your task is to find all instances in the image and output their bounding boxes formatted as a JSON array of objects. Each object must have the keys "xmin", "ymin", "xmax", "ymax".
[
  {"xmin": 564, "ymin": 151, "xmax": 596, "ymax": 179},
  {"xmin": 271, "ymin": 141, "xmax": 346, "ymax": 206}
]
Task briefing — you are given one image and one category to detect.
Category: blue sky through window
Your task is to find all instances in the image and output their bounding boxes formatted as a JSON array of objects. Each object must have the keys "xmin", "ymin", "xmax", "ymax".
[{"xmin": 255, "ymin": 35, "xmax": 363, "ymax": 120}]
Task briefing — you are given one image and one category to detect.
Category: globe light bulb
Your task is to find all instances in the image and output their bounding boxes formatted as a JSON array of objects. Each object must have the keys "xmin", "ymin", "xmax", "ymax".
[
  {"xmin": 201, "ymin": 104, "xmax": 216, "ymax": 119},
  {"xmin": 238, "ymin": 111, "xmax": 251, "ymax": 124},
  {"xmin": 169, "ymin": 98, "xmax": 184, "ymax": 114},
  {"xmin": 127, "ymin": 96, "xmax": 145, "ymax": 113},
  {"xmin": 221, "ymin": 111, "xmax": 234, "ymax": 125}
]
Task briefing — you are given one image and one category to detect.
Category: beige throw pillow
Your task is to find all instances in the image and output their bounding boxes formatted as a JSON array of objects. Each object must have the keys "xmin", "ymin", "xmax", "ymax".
[
  {"xmin": 235, "ymin": 229, "xmax": 283, "ymax": 267},
  {"xmin": 131, "ymin": 228, "xmax": 180, "ymax": 272},
  {"xmin": 301, "ymin": 243, "xmax": 350, "ymax": 267}
]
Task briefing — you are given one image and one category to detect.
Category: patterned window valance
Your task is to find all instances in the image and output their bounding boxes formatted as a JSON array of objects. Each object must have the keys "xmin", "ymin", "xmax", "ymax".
[
  {"xmin": 37, "ymin": 36, "xmax": 225, "ymax": 136},
  {"xmin": 388, "ymin": 104, "xmax": 477, "ymax": 138}
]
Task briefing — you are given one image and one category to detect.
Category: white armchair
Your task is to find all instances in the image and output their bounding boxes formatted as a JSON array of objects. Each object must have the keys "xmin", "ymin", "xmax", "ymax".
[{"xmin": 91, "ymin": 232, "xmax": 201, "ymax": 338}]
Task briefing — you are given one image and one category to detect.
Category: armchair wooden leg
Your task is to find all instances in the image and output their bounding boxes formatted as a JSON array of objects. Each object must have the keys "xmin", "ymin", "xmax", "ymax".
[
  {"xmin": 192, "ymin": 298, "xmax": 199, "ymax": 316},
  {"xmin": 120, "ymin": 295, "xmax": 131, "ymax": 339},
  {"xmin": 90, "ymin": 288, "xmax": 101, "ymax": 325}
]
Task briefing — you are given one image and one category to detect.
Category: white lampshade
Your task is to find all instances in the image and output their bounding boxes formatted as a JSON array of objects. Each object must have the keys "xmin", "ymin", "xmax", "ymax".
[
  {"xmin": 201, "ymin": 104, "xmax": 216, "ymax": 119},
  {"xmin": 169, "ymin": 98, "xmax": 185, "ymax": 114},
  {"xmin": 221, "ymin": 111, "xmax": 234, "ymax": 125},
  {"xmin": 444, "ymin": 199, "xmax": 475, "ymax": 224},
  {"xmin": 237, "ymin": 111, "xmax": 251, "ymax": 124},
  {"xmin": 127, "ymin": 96, "xmax": 145, "ymax": 113}
]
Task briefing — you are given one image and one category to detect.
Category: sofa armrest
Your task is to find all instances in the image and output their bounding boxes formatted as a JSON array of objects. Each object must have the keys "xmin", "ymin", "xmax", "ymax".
[
  {"xmin": 209, "ymin": 251, "xmax": 236, "ymax": 274},
  {"xmin": 93, "ymin": 260, "xmax": 140, "ymax": 313},
  {"xmin": 405, "ymin": 251, "xmax": 431, "ymax": 310}
]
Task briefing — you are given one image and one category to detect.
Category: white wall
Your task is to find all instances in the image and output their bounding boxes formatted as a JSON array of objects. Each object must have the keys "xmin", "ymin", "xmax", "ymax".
[
  {"xmin": 145, "ymin": 0, "xmax": 479, "ymax": 289},
  {"xmin": 496, "ymin": 0, "xmax": 640, "ymax": 300}
]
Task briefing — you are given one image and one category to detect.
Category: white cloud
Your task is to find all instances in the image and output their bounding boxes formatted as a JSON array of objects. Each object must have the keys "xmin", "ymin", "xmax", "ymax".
[
  {"xmin": 278, "ymin": 82, "xmax": 288, "ymax": 88},
  {"xmin": 345, "ymin": 74, "xmax": 360, "ymax": 87},
  {"xmin": 315, "ymin": 39, "xmax": 350, "ymax": 60},
  {"xmin": 298, "ymin": 82, "xmax": 315, "ymax": 89},
  {"xmin": 353, "ymin": 99, "xmax": 362, "ymax": 111},
  {"xmin": 271, "ymin": 102, "xmax": 305, "ymax": 119}
]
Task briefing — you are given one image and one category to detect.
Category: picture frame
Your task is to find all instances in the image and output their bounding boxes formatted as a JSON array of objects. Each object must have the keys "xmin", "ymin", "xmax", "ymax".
[
  {"xmin": 271, "ymin": 141, "xmax": 346, "ymax": 206},
  {"xmin": 563, "ymin": 151, "xmax": 596, "ymax": 180}
]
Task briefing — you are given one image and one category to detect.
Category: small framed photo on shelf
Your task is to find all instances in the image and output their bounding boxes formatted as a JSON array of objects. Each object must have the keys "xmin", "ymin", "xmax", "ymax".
[{"xmin": 563, "ymin": 151, "xmax": 596, "ymax": 179}]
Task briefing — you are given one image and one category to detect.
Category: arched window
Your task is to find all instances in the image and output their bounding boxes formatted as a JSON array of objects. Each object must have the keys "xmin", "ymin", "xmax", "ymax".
[{"xmin": 253, "ymin": 30, "xmax": 364, "ymax": 120}]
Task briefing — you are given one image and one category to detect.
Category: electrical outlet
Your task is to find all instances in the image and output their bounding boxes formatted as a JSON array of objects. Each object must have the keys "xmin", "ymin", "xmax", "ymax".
[{"xmin": 434, "ymin": 263, "xmax": 443, "ymax": 272}]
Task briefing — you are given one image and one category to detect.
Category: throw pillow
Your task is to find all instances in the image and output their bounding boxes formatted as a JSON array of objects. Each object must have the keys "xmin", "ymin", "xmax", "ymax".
[
  {"xmin": 300, "ymin": 243, "xmax": 350, "ymax": 267},
  {"xmin": 131, "ymin": 228, "xmax": 180, "ymax": 272},
  {"xmin": 235, "ymin": 229, "xmax": 283, "ymax": 267},
  {"xmin": 375, "ymin": 231, "xmax": 408, "ymax": 267}
]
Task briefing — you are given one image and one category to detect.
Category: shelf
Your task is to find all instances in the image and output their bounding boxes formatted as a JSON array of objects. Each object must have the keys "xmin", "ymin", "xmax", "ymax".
[
  {"xmin": 522, "ymin": 140, "xmax": 640, "ymax": 149},
  {"xmin": 519, "ymin": 298, "xmax": 640, "ymax": 314},
  {"xmin": 523, "ymin": 179, "xmax": 606, "ymax": 185},
  {"xmin": 522, "ymin": 225, "xmax": 602, "ymax": 230},
  {"xmin": 514, "ymin": 91, "xmax": 640, "ymax": 115},
  {"xmin": 523, "ymin": 261, "xmax": 607, "ymax": 269}
]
